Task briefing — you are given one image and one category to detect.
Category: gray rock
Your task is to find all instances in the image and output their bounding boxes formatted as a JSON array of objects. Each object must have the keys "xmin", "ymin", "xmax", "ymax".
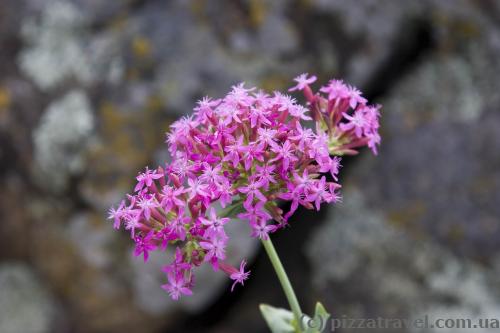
[
  {"xmin": 67, "ymin": 213, "xmax": 114, "ymax": 269},
  {"xmin": 3, "ymin": 0, "xmax": 500, "ymax": 332},
  {"xmin": 307, "ymin": 188, "xmax": 500, "ymax": 332},
  {"xmin": 356, "ymin": 57, "xmax": 500, "ymax": 259},
  {"xmin": 33, "ymin": 90, "xmax": 94, "ymax": 192},
  {"xmin": 0, "ymin": 263, "xmax": 58, "ymax": 333},
  {"xmin": 19, "ymin": 0, "xmax": 123, "ymax": 90}
]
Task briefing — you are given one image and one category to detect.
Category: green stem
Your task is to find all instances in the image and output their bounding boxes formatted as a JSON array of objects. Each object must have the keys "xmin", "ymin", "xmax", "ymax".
[{"xmin": 261, "ymin": 237, "xmax": 303, "ymax": 332}]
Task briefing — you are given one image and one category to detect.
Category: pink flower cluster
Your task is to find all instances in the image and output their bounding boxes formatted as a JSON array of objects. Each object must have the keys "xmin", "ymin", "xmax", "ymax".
[{"xmin": 108, "ymin": 74, "xmax": 381, "ymax": 300}]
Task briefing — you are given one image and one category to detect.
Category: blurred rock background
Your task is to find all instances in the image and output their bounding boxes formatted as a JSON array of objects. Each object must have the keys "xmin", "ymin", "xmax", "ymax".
[{"xmin": 0, "ymin": 0, "xmax": 499, "ymax": 332}]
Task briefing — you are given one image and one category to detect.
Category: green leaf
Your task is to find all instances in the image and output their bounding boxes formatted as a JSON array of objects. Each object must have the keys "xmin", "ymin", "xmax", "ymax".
[
  {"xmin": 303, "ymin": 302, "xmax": 330, "ymax": 333},
  {"xmin": 314, "ymin": 302, "xmax": 330, "ymax": 322},
  {"xmin": 259, "ymin": 304, "xmax": 296, "ymax": 333}
]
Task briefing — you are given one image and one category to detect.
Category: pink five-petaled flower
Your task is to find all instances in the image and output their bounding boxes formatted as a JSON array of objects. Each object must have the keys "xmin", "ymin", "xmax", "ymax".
[
  {"xmin": 200, "ymin": 235, "xmax": 228, "ymax": 270},
  {"xmin": 237, "ymin": 201, "xmax": 272, "ymax": 225},
  {"xmin": 289, "ymin": 73, "xmax": 317, "ymax": 92},
  {"xmin": 107, "ymin": 200, "xmax": 125, "ymax": 229},
  {"xmin": 200, "ymin": 163, "xmax": 226, "ymax": 186},
  {"xmin": 250, "ymin": 219, "xmax": 277, "ymax": 240},
  {"xmin": 256, "ymin": 127, "xmax": 277, "ymax": 146},
  {"xmin": 279, "ymin": 183, "xmax": 306, "ymax": 220},
  {"xmin": 160, "ymin": 185, "xmax": 186, "ymax": 211},
  {"xmin": 329, "ymin": 156, "xmax": 342, "ymax": 181},
  {"xmin": 134, "ymin": 231, "xmax": 156, "ymax": 262},
  {"xmin": 193, "ymin": 96, "xmax": 220, "ymax": 122},
  {"xmin": 289, "ymin": 105, "xmax": 312, "ymax": 121},
  {"xmin": 241, "ymin": 141, "xmax": 265, "ymax": 170},
  {"xmin": 270, "ymin": 140, "xmax": 298, "ymax": 171},
  {"xmin": 187, "ymin": 178, "xmax": 209, "ymax": 200},
  {"xmin": 249, "ymin": 105, "xmax": 272, "ymax": 128},
  {"xmin": 215, "ymin": 180, "xmax": 234, "ymax": 208},
  {"xmin": 255, "ymin": 164, "xmax": 277, "ymax": 189},
  {"xmin": 170, "ymin": 214, "xmax": 190, "ymax": 241},
  {"xmin": 340, "ymin": 109, "xmax": 370, "ymax": 138},
  {"xmin": 366, "ymin": 131, "xmax": 381, "ymax": 155},
  {"xmin": 199, "ymin": 207, "xmax": 229, "ymax": 238},
  {"xmin": 161, "ymin": 272, "xmax": 192, "ymax": 300},
  {"xmin": 306, "ymin": 176, "xmax": 340, "ymax": 211},
  {"xmin": 238, "ymin": 178, "xmax": 267, "ymax": 209},
  {"xmin": 289, "ymin": 122, "xmax": 314, "ymax": 150},
  {"xmin": 224, "ymin": 136, "xmax": 245, "ymax": 168},
  {"xmin": 137, "ymin": 194, "xmax": 159, "ymax": 221},
  {"xmin": 320, "ymin": 79, "xmax": 349, "ymax": 100},
  {"xmin": 135, "ymin": 167, "xmax": 163, "ymax": 192},
  {"xmin": 346, "ymin": 85, "xmax": 367, "ymax": 109},
  {"xmin": 230, "ymin": 260, "xmax": 250, "ymax": 291},
  {"xmin": 316, "ymin": 155, "xmax": 342, "ymax": 180}
]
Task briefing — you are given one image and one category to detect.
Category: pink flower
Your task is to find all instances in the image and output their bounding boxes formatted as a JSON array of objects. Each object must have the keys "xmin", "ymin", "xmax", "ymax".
[
  {"xmin": 289, "ymin": 122, "xmax": 314, "ymax": 150},
  {"xmin": 187, "ymin": 178, "xmax": 209, "ymax": 200},
  {"xmin": 340, "ymin": 109, "xmax": 370, "ymax": 138},
  {"xmin": 224, "ymin": 136, "xmax": 245, "ymax": 168},
  {"xmin": 306, "ymin": 176, "xmax": 338, "ymax": 211},
  {"xmin": 270, "ymin": 140, "xmax": 298, "ymax": 171},
  {"xmin": 241, "ymin": 141, "xmax": 265, "ymax": 170},
  {"xmin": 215, "ymin": 180, "xmax": 234, "ymax": 208},
  {"xmin": 107, "ymin": 200, "xmax": 125, "ymax": 229},
  {"xmin": 199, "ymin": 163, "xmax": 226, "ymax": 186},
  {"xmin": 134, "ymin": 231, "xmax": 156, "ymax": 262},
  {"xmin": 346, "ymin": 85, "xmax": 367, "ymax": 109},
  {"xmin": 135, "ymin": 167, "xmax": 163, "ymax": 192},
  {"xmin": 329, "ymin": 156, "xmax": 342, "ymax": 181},
  {"xmin": 170, "ymin": 215, "xmax": 190, "ymax": 241},
  {"xmin": 161, "ymin": 272, "xmax": 192, "ymax": 300},
  {"xmin": 294, "ymin": 169, "xmax": 314, "ymax": 191},
  {"xmin": 160, "ymin": 185, "xmax": 186, "ymax": 211},
  {"xmin": 320, "ymin": 79, "xmax": 349, "ymax": 100},
  {"xmin": 366, "ymin": 131, "xmax": 381, "ymax": 155},
  {"xmin": 317, "ymin": 155, "xmax": 342, "ymax": 180},
  {"xmin": 255, "ymin": 164, "xmax": 277, "ymax": 189},
  {"xmin": 123, "ymin": 210, "xmax": 141, "ymax": 237},
  {"xmin": 249, "ymin": 106, "xmax": 271, "ymax": 128},
  {"xmin": 274, "ymin": 93, "xmax": 297, "ymax": 113},
  {"xmin": 289, "ymin": 105, "xmax": 312, "ymax": 120},
  {"xmin": 230, "ymin": 260, "xmax": 250, "ymax": 291},
  {"xmin": 194, "ymin": 96, "xmax": 220, "ymax": 122},
  {"xmin": 237, "ymin": 201, "xmax": 272, "ymax": 225},
  {"xmin": 238, "ymin": 179, "xmax": 267, "ymax": 209},
  {"xmin": 137, "ymin": 194, "xmax": 159, "ymax": 221},
  {"xmin": 289, "ymin": 73, "xmax": 317, "ymax": 92},
  {"xmin": 279, "ymin": 183, "xmax": 305, "ymax": 218},
  {"xmin": 250, "ymin": 219, "xmax": 277, "ymax": 240},
  {"xmin": 200, "ymin": 235, "xmax": 227, "ymax": 269},
  {"xmin": 199, "ymin": 207, "xmax": 229, "ymax": 238},
  {"xmin": 256, "ymin": 127, "xmax": 277, "ymax": 146}
]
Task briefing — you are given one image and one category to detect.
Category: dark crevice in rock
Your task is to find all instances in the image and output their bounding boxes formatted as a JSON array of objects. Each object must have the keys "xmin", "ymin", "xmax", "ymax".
[{"xmin": 363, "ymin": 18, "xmax": 435, "ymax": 101}]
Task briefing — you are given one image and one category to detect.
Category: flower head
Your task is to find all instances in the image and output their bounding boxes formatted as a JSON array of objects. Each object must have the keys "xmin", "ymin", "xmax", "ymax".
[{"xmin": 108, "ymin": 74, "xmax": 381, "ymax": 300}]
